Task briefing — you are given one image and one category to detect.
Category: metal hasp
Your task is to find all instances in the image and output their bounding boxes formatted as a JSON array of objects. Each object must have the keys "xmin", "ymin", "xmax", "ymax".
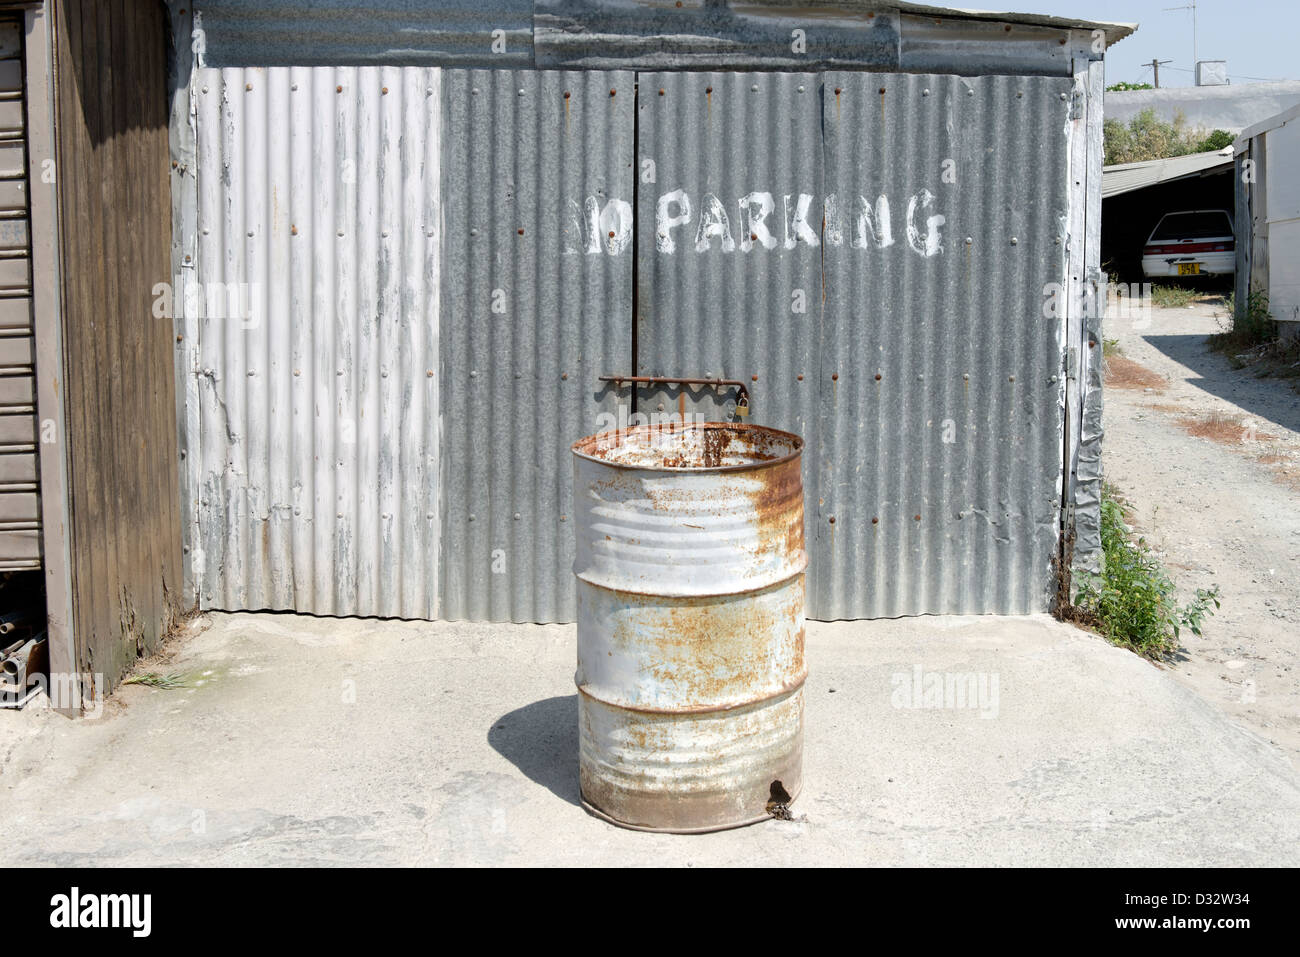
[
  {"xmin": 599, "ymin": 374, "xmax": 751, "ymax": 409},
  {"xmin": 571, "ymin": 422, "xmax": 806, "ymax": 832}
]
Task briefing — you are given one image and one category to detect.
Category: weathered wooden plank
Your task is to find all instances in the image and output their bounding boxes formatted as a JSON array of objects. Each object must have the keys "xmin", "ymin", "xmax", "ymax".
[{"xmin": 53, "ymin": 0, "xmax": 180, "ymax": 694}]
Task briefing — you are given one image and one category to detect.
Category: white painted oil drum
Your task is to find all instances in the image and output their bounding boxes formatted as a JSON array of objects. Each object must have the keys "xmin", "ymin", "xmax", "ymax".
[{"xmin": 571, "ymin": 422, "xmax": 807, "ymax": 832}]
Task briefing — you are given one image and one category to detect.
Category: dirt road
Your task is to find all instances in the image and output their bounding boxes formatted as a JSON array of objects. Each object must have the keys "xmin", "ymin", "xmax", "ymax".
[{"xmin": 1102, "ymin": 296, "xmax": 1300, "ymax": 766}]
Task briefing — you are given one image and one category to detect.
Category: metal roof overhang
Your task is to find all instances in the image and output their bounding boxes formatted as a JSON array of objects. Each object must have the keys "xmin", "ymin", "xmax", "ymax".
[{"xmin": 1101, "ymin": 149, "xmax": 1235, "ymax": 200}]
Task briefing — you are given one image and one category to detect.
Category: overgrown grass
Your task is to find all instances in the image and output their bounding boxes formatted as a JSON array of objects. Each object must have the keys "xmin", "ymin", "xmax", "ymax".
[
  {"xmin": 1073, "ymin": 485, "xmax": 1220, "ymax": 659},
  {"xmin": 1151, "ymin": 284, "xmax": 1199, "ymax": 309},
  {"xmin": 1210, "ymin": 289, "xmax": 1277, "ymax": 354}
]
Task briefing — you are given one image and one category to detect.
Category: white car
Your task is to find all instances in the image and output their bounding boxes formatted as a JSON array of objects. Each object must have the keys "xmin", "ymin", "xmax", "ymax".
[{"xmin": 1141, "ymin": 209, "xmax": 1235, "ymax": 279}]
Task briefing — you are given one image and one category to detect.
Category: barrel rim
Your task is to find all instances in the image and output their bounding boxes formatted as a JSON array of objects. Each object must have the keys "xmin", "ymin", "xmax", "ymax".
[{"xmin": 571, "ymin": 421, "xmax": 804, "ymax": 473}]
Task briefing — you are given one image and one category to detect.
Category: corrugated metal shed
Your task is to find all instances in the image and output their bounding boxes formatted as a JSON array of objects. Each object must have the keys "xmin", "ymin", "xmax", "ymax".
[
  {"xmin": 1234, "ymin": 103, "xmax": 1300, "ymax": 336},
  {"xmin": 170, "ymin": 1, "xmax": 1120, "ymax": 624},
  {"xmin": 1102, "ymin": 148, "xmax": 1235, "ymax": 200}
]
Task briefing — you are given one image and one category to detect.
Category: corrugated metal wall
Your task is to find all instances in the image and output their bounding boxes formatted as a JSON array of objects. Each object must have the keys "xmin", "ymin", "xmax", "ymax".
[
  {"xmin": 192, "ymin": 65, "xmax": 441, "ymax": 617},
  {"xmin": 635, "ymin": 71, "xmax": 1070, "ymax": 619},
  {"xmin": 634, "ymin": 69, "xmax": 823, "ymax": 575},
  {"xmin": 815, "ymin": 72, "xmax": 1070, "ymax": 617},
  {"xmin": 439, "ymin": 69, "xmax": 633, "ymax": 623},
  {"xmin": 180, "ymin": 43, "xmax": 1083, "ymax": 622}
]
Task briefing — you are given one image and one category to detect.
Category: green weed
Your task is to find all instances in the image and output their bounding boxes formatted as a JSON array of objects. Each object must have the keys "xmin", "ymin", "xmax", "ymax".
[{"xmin": 1073, "ymin": 485, "xmax": 1220, "ymax": 659}]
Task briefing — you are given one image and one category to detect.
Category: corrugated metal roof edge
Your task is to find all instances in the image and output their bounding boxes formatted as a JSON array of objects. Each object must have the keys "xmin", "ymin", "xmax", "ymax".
[
  {"xmin": 193, "ymin": 2, "xmax": 1139, "ymax": 52},
  {"xmin": 1101, "ymin": 149, "xmax": 1234, "ymax": 199},
  {"xmin": 895, "ymin": 2, "xmax": 1136, "ymax": 45}
]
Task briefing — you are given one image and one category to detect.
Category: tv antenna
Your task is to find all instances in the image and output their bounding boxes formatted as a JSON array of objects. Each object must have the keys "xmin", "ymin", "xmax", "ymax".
[{"xmin": 1164, "ymin": 0, "xmax": 1199, "ymax": 73}]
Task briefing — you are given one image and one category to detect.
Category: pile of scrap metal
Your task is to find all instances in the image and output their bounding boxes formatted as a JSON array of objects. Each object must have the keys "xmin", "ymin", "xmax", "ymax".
[{"xmin": 0, "ymin": 573, "xmax": 45, "ymax": 709}]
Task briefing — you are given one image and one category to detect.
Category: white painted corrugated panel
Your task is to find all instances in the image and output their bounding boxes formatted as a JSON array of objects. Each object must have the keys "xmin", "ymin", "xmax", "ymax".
[{"xmin": 192, "ymin": 66, "xmax": 441, "ymax": 617}]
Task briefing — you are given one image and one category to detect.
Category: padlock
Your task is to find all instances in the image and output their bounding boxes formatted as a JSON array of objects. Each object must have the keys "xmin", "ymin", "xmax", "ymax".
[{"xmin": 735, "ymin": 394, "xmax": 750, "ymax": 418}]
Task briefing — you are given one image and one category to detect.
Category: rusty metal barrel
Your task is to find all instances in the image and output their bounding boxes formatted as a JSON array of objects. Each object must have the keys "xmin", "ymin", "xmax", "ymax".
[{"xmin": 571, "ymin": 422, "xmax": 807, "ymax": 832}]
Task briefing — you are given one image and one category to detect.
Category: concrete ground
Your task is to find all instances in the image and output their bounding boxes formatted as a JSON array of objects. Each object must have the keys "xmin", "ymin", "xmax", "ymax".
[{"xmin": 2, "ymin": 611, "xmax": 1298, "ymax": 866}]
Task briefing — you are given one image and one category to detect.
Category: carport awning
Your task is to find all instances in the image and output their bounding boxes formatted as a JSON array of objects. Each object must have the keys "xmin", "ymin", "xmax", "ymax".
[{"xmin": 1102, "ymin": 148, "xmax": 1235, "ymax": 199}]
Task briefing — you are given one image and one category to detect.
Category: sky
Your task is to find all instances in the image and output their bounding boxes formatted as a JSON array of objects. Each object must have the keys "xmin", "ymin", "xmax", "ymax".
[{"xmin": 994, "ymin": 0, "xmax": 1298, "ymax": 87}]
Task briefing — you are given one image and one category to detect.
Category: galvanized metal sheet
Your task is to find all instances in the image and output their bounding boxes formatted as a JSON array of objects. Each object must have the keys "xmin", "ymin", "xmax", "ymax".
[
  {"xmin": 192, "ymin": 66, "xmax": 442, "ymax": 617},
  {"xmin": 815, "ymin": 72, "xmax": 1071, "ymax": 618},
  {"xmin": 439, "ymin": 69, "xmax": 634, "ymax": 623},
  {"xmin": 535, "ymin": 1, "xmax": 900, "ymax": 71},
  {"xmin": 897, "ymin": 14, "xmax": 1072, "ymax": 77},
  {"xmin": 188, "ymin": 2, "xmax": 1130, "ymax": 74},
  {"xmin": 192, "ymin": 0, "xmax": 534, "ymax": 68},
  {"xmin": 635, "ymin": 69, "xmax": 823, "ymax": 600}
]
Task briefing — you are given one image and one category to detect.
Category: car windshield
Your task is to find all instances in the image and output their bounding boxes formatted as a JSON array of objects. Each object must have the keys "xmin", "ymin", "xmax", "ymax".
[{"xmin": 1150, "ymin": 211, "xmax": 1233, "ymax": 241}]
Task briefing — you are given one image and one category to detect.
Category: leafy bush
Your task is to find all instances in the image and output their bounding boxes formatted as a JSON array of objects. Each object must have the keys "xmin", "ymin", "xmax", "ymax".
[
  {"xmin": 1106, "ymin": 81, "xmax": 1155, "ymax": 92},
  {"xmin": 1074, "ymin": 486, "xmax": 1220, "ymax": 659},
  {"xmin": 1103, "ymin": 109, "xmax": 1231, "ymax": 165},
  {"xmin": 1199, "ymin": 129, "xmax": 1234, "ymax": 151}
]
